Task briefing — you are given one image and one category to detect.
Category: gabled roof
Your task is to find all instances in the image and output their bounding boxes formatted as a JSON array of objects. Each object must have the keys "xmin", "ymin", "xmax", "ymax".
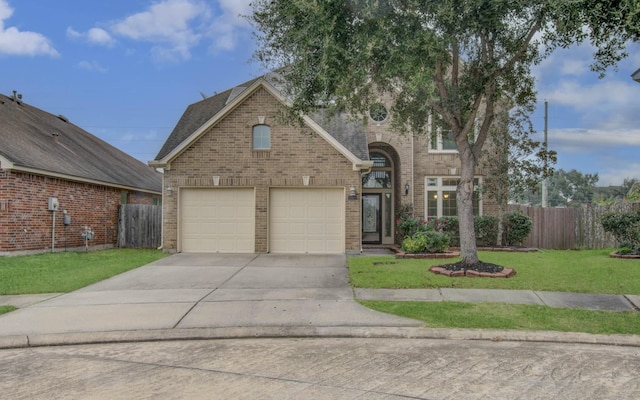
[
  {"xmin": 633, "ymin": 68, "xmax": 640, "ymax": 83},
  {"xmin": 152, "ymin": 74, "xmax": 371, "ymax": 169},
  {"xmin": 0, "ymin": 93, "xmax": 161, "ymax": 193}
]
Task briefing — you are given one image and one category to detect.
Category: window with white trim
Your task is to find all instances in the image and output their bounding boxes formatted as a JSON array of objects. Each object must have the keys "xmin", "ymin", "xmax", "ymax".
[
  {"xmin": 428, "ymin": 113, "xmax": 480, "ymax": 152},
  {"xmin": 428, "ymin": 113, "xmax": 456, "ymax": 152},
  {"xmin": 252, "ymin": 124, "xmax": 270, "ymax": 150},
  {"xmin": 425, "ymin": 177, "xmax": 481, "ymax": 218}
]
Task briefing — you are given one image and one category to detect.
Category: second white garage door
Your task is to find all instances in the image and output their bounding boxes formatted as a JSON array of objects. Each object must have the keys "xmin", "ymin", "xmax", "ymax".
[
  {"xmin": 180, "ymin": 188, "xmax": 255, "ymax": 253},
  {"xmin": 269, "ymin": 188, "xmax": 345, "ymax": 254}
]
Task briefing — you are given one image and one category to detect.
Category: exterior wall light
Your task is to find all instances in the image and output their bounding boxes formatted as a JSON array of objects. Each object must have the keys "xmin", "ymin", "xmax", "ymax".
[
  {"xmin": 348, "ymin": 185, "xmax": 358, "ymax": 200},
  {"xmin": 166, "ymin": 187, "xmax": 174, "ymax": 196},
  {"xmin": 404, "ymin": 183, "xmax": 410, "ymax": 196}
]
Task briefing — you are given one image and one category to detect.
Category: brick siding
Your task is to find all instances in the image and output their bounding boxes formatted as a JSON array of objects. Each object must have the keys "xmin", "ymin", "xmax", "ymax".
[
  {"xmin": 163, "ymin": 87, "xmax": 361, "ymax": 252},
  {"xmin": 0, "ymin": 171, "xmax": 158, "ymax": 253}
]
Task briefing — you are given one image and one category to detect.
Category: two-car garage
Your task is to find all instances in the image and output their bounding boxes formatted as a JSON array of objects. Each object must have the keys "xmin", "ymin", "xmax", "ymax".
[{"xmin": 179, "ymin": 188, "xmax": 345, "ymax": 254}]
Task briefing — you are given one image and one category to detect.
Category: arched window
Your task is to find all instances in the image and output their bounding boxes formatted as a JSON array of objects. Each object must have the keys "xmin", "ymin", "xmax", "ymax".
[
  {"xmin": 362, "ymin": 152, "xmax": 392, "ymax": 188},
  {"xmin": 253, "ymin": 124, "xmax": 270, "ymax": 150}
]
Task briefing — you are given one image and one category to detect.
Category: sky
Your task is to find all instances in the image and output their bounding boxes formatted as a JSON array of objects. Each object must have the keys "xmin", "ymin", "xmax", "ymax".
[{"xmin": 1, "ymin": 0, "xmax": 639, "ymax": 186}]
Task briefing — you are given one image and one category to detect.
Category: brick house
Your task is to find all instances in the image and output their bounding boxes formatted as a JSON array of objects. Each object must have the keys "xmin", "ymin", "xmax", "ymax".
[
  {"xmin": 0, "ymin": 91, "xmax": 162, "ymax": 255},
  {"xmin": 151, "ymin": 74, "xmax": 496, "ymax": 254}
]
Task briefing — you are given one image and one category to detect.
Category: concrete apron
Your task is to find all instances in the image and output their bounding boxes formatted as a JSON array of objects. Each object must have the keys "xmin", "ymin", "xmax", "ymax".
[{"xmin": 0, "ymin": 253, "xmax": 422, "ymax": 337}]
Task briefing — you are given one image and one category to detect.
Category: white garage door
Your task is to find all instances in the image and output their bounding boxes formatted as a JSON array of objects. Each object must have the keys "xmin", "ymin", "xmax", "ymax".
[
  {"xmin": 270, "ymin": 188, "xmax": 345, "ymax": 254},
  {"xmin": 180, "ymin": 188, "xmax": 255, "ymax": 253}
]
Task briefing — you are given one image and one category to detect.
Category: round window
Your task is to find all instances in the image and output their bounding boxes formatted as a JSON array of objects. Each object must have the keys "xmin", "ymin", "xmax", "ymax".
[{"xmin": 369, "ymin": 103, "xmax": 388, "ymax": 123}]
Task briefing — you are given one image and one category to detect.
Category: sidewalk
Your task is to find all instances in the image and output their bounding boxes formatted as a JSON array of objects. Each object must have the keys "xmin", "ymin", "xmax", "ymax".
[
  {"xmin": 2, "ymin": 288, "xmax": 638, "ymax": 312},
  {"xmin": 355, "ymin": 288, "xmax": 640, "ymax": 311}
]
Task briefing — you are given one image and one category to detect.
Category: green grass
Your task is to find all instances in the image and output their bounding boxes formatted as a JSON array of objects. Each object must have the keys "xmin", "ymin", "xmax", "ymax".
[
  {"xmin": 0, "ymin": 249, "xmax": 168, "ymax": 295},
  {"xmin": 0, "ymin": 306, "xmax": 16, "ymax": 316},
  {"xmin": 361, "ymin": 301, "xmax": 640, "ymax": 335},
  {"xmin": 348, "ymin": 249, "xmax": 640, "ymax": 294}
]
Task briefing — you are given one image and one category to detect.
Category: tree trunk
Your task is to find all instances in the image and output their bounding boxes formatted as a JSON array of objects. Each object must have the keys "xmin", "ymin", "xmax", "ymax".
[
  {"xmin": 496, "ymin": 202, "xmax": 505, "ymax": 247},
  {"xmin": 458, "ymin": 149, "xmax": 480, "ymax": 266}
]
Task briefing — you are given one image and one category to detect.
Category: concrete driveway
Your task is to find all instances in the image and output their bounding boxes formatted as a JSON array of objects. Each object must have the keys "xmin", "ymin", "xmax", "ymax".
[{"xmin": 0, "ymin": 253, "xmax": 421, "ymax": 339}]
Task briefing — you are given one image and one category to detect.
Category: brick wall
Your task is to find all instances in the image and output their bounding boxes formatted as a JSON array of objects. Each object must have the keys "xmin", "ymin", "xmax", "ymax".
[
  {"xmin": 163, "ymin": 86, "xmax": 362, "ymax": 252},
  {"xmin": 364, "ymin": 100, "xmax": 498, "ymax": 223},
  {"xmin": 0, "ymin": 170, "xmax": 157, "ymax": 253}
]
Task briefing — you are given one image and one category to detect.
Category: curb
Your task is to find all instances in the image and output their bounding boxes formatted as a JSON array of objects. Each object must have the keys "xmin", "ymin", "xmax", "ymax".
[{"xmin": 1, "ymin": 326, "xmax": 639, "ymax": 350}]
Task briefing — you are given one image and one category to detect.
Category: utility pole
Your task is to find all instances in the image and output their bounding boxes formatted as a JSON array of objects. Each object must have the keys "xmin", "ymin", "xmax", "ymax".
[{"xmin": 541, "ymin": 100, "xmax": 548, "ymax": 208}]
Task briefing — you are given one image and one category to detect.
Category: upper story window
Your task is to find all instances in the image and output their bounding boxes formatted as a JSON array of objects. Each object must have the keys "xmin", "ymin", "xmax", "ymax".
[
  {"xmin": 428, "ymin": 112, "xmax": 480, "ymax": 152},
  {"xmin": 369, "ymin": 103, "xmax": 388, "ymax": 123},
  {"xmin": 429, "ymin": 113, "xmax": 457, "ymax": 152},
  {"xmin": 253, "ymin": 124, "xmax": 271, "ymax": 150}
]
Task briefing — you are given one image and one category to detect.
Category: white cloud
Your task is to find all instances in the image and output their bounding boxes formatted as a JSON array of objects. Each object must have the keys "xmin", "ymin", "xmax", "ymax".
[
  {"xmin": 77, "ymin": 60, "xmax": 107, "ymax": 73},
  {"xmin": 111, "ymin": 0, "xmax": 209, "ymax": 61},
  {"xmin": 0, "ymin": 0, "xmax": 59, "ymax": 57},
  {"xmin": 87, "ymin": 28, "xmax": 115, "ymax": 46},
  {"xmin": 207, "ymin": 0, "xmax": 252, "ymax": 51},
  {"xmin": 599, "ymin": 163, "xmax": 640, "ymax": 186},
  {"xmin": 549, "ymin": 128, "xmax": 640, "ymax": 152},
  {"xmin": 67, "ymin": 26, "xmax": 115, "ymax": 47}
]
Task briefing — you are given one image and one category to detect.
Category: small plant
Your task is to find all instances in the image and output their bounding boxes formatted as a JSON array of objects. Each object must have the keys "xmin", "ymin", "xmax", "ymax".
[
  {"xmin": 503, "ymin": 210, "xmax": 532, "ymax": 246},
  {"xmin": 401, "ymin": 230, "xmax": 450, "ymax": 253}
]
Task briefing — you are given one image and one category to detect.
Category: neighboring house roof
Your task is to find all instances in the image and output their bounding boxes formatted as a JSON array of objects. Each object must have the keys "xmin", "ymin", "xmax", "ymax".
[
  {"xmin": 633, "ymin": 68, "xmax": 640, "ymax": 83},
  {"xmin": 152, "ymin": 74, "xmax": 371, "ymax": 168},
  {"xmin": 0, "ymin": 93, "xmax": 162, "ymax": 193}
]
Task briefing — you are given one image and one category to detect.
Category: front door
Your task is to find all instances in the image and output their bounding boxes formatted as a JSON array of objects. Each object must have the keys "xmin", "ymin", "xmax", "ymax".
[{"xmin": 362, "ymin": 194, "xmax": 381, "ymax": 244}]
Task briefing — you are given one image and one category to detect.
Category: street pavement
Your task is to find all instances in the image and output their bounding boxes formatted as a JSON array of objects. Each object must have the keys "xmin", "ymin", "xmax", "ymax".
[
  {"xmin": 2, "ymin": 337, "xmax": 640, "ymax": 399},
  {"xmin": 1, "ymin": 252, "xmax": 640, "ymax": 399}
]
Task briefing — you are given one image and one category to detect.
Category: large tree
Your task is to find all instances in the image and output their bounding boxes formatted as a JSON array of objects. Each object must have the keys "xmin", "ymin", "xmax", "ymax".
[{"xmin": 250, "ymin": 0, "xmax": 638, "ymax": 266}]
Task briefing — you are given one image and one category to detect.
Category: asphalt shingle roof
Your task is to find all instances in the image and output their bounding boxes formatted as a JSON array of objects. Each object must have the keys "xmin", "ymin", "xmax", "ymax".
[
  {"xmin": 0, "ymin": 93, "xmax": 162, "ymax": 193},
  {"xmin": 154, "ymin": 75, "xmax": 370, "ymax": 162}
]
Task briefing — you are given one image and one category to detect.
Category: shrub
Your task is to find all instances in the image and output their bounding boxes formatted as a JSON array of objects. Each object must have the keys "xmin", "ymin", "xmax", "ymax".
[
  {"xmin": 437, "ymin": 217, "xmax": 460, "ymax": 246},
  {"xmin": 503, "ymin": 210, "xmax": 532, "ymax": 246},
  {"xmin": 401, "ymin": 230, "xmax": 450, "ymax": 253},
  {"xmin": 474, "ymin": 215, "xmax": 498, "ymax": 246},
  {"xmin": 601, "ymin": 210, "xmax": 640, "ymax": 250}
]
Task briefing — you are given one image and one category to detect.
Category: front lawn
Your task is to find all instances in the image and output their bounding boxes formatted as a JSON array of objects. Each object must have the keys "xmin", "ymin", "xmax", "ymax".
[
  {"xmin": 0, "ymin": 249, "xmax": 168, "ymax": 295},
  {"xmin": 349, "ymin": 249, "xmax": 640, "ymax": 294},
  {"xmin": 351, "ymin": 249, "xmax": 640, "ymax": 335},
  {"xmin": 361, "ymin": 301, "xmax": 640, "ymax": 335}
]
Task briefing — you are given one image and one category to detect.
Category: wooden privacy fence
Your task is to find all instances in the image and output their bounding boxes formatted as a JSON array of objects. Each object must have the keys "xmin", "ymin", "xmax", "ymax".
[
  {"xmin": 117, "ymin": 204, "xmax": 162, "ymax": 248},
  {"xmin": 507, "ymin": 202, "xmax": 640, "ymax": 250}
]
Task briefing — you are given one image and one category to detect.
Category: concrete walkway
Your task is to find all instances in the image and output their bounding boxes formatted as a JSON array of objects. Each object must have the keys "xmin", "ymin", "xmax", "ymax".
[{"xmin": 0, "ymin": 252, "xmax": 638, "ymax": 349}]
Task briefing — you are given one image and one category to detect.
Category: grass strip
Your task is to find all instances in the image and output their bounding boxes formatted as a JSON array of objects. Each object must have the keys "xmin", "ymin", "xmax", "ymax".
[
  {"xmin": 0, "ymin": 249, "xmax": 168, "ymax": 295},
  {"xmin": 348, "ymin": 249, "xmax": 640, "ymax": 294},
  {"xmin": 0, "ymin": 306, "xmax": 16, "ymax": 316},
  {"xmin": 361, "ymin": 300, "xmax": 640, "ymax": 335}
]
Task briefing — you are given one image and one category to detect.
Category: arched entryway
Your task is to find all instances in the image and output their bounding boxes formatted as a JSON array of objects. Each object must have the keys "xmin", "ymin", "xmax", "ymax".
[{"xmin": 362, "ymin": 145, "xmax": 401, "ymax": 245}]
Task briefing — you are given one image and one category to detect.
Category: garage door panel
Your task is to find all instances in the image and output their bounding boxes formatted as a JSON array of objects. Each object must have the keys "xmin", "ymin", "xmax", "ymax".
[
  {"xmin": 269, "ymin": 188, "xmax": 344, "ymax": 254},
  {"xmin": 180, "ymin": 189, "xmax": 255, "ymax": 253}
]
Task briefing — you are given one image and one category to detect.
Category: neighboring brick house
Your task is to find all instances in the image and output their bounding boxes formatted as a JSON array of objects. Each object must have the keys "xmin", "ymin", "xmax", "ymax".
[
  {"xmin": 151, "ymin": 74, "xmax": 496, "ymax": 254},
  {"xmin": 0, "ymin": 91, "xmax": 162, "ymax": 254}
]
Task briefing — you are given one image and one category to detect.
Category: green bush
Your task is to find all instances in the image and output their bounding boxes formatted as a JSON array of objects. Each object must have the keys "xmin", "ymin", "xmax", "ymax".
[
  {"xmin": 601, "ymin": 210, "xmax": 640, "ymax": 250},
  {"xmin": 474, "ymin": 215, "xmax": 499, "ymax": 246},
  {"xmin": 401, "ymin": 230, "xmax": 450, "ymax": 253},
  {"xmin": 438, "ymin": 217, "xmax": 460, "ymax": 246},
  {"xmin": 503, "ymin": 210, "xmax": 532, "ymax": 246}
]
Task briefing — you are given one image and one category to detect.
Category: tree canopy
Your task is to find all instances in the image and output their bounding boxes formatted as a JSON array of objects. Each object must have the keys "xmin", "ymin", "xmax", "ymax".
[{"xmin": 250, "ymin": 0, "xmax": 639, "ymax": 265}]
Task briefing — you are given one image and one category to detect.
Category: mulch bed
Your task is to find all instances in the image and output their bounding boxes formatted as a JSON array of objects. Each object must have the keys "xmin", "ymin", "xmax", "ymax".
[{"xmin": 429, "ymin": 261, "xmax": 516, "ymax": 278}]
